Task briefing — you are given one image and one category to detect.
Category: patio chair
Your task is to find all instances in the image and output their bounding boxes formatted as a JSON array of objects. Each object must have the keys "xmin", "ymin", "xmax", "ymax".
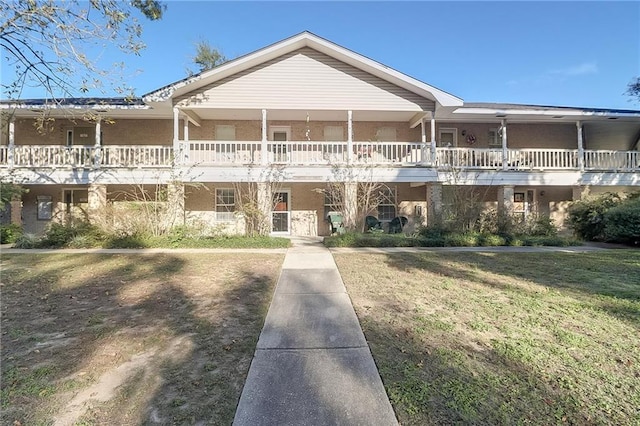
[
  {"xmin": 364, "ymin": 215, "xmax": 382, "ymax": 232},
  {"xmin": 327, "ymin": 212, "xmax": 345, "ymax": 235},
  {"xmin": 388, "ymin": 216, "xmax": 408, "ymax": 234}
]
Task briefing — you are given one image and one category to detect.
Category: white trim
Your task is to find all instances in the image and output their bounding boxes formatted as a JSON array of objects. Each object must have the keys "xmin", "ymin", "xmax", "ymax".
[
  {"xmin": 214, "ymin": 187, "xmax": 236, "ymax": 222},
  {"xmin": 269, "ymin": 125, "xmax": 291, "ymax": 141},
  {"xmin": 438, "ymin": 127, "xmax": 458, "ymax": 147},
  {"xmin": 143, "ymin": 32, "xmax": 463, "ymax": 107}
]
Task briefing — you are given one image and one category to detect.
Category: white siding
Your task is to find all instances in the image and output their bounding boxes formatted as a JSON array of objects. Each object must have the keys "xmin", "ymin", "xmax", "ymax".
[{"xmin": 176, "ymin": 48, "xmax": 435, "ymax": 112}]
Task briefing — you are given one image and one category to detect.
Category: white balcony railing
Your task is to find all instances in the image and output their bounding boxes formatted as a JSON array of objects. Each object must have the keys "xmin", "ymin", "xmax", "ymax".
[
  {"xmin": 1, "ymin": 142, "xmax": 638, "ymax": 172},
  {"xmin": 584, "ymin": 150, "xmax": 639, "ymax": 171},
  {"xmin": 99, "ymin": 145, "xmax": 173, "ymax": 167},
  {"xmin": 11, "ymin": 145, "xmax": 95, "ymax": 168}
]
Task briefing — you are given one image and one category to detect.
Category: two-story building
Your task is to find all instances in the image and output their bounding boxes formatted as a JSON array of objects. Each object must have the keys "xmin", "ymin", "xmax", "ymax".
[{"xmin": 2, "ymin": 32, "xmax": 639, "ymax": 236}]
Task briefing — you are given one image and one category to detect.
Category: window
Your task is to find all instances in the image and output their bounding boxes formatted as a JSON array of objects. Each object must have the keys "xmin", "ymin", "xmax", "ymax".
[
  {"xmin": 37, "ymin": 196, "xmax": 52, "ymax": 220},
  {"xmin": 324, "ymin": 192, "xmax": 341, "ymax": 220},
  {"xmin": 438, "ymin": 128, "xmax": 457, "ymax": 147},
  {"xmin": 215, "ymin": 125, "xmax": 236, "ymax": 141},
  {"xmin": 377, "ymin": 186, "xmax": 396, "ymax": 221},
  {"xmin": 215, "ymin": 188, "xmax": 235, "ymax": 221},
  {"xmin": 324, "ymin": 126, "xmax": 344, "ymax": 141},
  {"xmin": 375, "ymin": 127, "xmax": 397, "ymax": 142},
  {"xmin": 488, "ymin": 128, "xmax": 502, "ymax": 146}
]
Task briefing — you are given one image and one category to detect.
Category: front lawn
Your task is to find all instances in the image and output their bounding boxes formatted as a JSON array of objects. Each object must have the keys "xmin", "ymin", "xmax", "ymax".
[
  {"xmin": 334, "ymin": 251, "xmax": 640, "ymax": 425},
  {"xmin": 1, "ymin": 253, "xmax": 283, "ymax": 424}
]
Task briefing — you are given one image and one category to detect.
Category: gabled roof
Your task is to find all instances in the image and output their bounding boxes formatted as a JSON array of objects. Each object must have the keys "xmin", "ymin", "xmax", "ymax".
[{"xmin": 143, "ymin": 31, "xmax": 463, "ymax": 108}]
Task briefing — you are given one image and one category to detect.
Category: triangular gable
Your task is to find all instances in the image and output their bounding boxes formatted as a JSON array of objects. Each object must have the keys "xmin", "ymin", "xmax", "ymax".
[
  {"xmin": 144, "ymin": 32, "xmax": 463, "ymax": 108},
  {"xmin": 174, "ymin": 47, "xmax": 435, "ymax": 112}
]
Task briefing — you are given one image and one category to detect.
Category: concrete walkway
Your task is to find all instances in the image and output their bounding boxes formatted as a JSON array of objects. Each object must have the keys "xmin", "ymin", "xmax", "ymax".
[{"xmin": 233, "ymin": 237, "xmax": 398, "ymax": 425}]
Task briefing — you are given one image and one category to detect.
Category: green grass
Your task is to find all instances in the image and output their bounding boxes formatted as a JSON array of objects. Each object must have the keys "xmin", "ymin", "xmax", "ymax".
[{"xmin": 335, "ymin": 250, "xmax": 640, "ymax": 425}]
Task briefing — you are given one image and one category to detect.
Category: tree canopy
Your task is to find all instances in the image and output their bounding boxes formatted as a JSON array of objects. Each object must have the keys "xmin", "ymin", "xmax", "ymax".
[
  {"xmin": 626, "ymin": 77, "xmax": 640, "ymax": 103},
  {"xmin": 191, "ymin": 40, "xmax": 226, "ymax": 74},
  {"xmin": 0, "ymin": 0, "xmax": 165, "ymax": 101}
]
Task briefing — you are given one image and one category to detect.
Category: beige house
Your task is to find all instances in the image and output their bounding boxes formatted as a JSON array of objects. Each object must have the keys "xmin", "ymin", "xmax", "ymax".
[{"xmin": 2, "ymin": 32, "xmax": 639, "ymax": 236}]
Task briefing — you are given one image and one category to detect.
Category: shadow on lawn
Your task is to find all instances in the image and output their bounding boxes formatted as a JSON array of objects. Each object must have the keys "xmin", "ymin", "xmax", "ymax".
[
  {"xmin": 383, "ymin": 251, "xmax": 640, "ymax": 328},
  {"xmin": 1, "ymin": 253, "xmax": 277, "ymax": 425},
  {"xmin": 360, "ymin": 314, "xmax": 603, "ymax": 425}
]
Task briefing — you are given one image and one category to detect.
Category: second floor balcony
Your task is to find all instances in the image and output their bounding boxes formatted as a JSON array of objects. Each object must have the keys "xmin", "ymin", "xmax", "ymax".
[{"xmin": 1, "ymin": 141, "xmax": 638, "ymax": 172}]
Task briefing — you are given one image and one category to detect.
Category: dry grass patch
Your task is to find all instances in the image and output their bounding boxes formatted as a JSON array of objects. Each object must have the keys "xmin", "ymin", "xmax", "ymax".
[
  {"xmin": 335, "ymin": 251, "xmax": 640, "ymax": 425},
  {"xmin": 1, "ymin": 253, "xmax": 283, "ymax": 425}
]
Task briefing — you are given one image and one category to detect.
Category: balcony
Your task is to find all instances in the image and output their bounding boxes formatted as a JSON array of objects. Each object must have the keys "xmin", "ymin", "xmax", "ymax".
[{"xmin": 0, "ymin": 142, "xmax": 638, "ymax": 172}]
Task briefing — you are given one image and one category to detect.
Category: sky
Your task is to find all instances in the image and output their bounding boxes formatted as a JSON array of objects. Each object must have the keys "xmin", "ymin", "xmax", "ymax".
[{"xmin": 5, "ymin": 1, "xmax": 640, "ymax": 109}]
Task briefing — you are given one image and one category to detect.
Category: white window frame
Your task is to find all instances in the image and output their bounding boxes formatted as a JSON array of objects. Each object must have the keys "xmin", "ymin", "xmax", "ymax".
[
  {"xmin": 215, "ymin": 188, "xmax": 236, "ymax": 222},
  {"xmin": 488, "ymin": 128, "xmax": 502, "ymax": 147},
  {"xmin": 324, "ymin": 125, "xmax": 344, "ymax": 142},
  {"xmin": 377, "ymin": 186, "xmax": 397, "ymax": 222},
  {"xmin": 439, "ymin": 128, "xmax": 458, "ymax": 147},
  {"xmin": 215, "ymin": 124, "xmax": 236, "ymax": 141},
  {"xmin": 375, "ymin": 127, "xmax": 397, "ymax": 142}
]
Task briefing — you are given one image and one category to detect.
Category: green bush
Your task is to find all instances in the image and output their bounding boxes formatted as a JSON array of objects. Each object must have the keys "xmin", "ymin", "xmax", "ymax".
[
  {"xmin": 602, "ymin": 197, "xmax": 640, "ymax": 245},
  {"xmin": 479, "ymin": 233, "xmax": 506, "ymax": 246},
  {"xmin": 0, "ymin": 223, "xmax": 23, "ymax": 244},
  {"xmin": 39, "ymin": 222, "xmax": 103, "ymax": 248},
  {"xmin": 567, "ymin": 193, "xmax": 623, "ymax": 240},
  {"xmin": 444, "ymin": 232, "xmax": 481, "ymax": 247},
  {"xmin": 13, "ymin": 233, "xmax": 39, "ymax": 249}
]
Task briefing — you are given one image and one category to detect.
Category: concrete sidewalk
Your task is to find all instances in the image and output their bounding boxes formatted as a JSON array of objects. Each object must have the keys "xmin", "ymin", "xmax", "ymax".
[{"xmin": 233, "ymin": 237, "xmax": 398, "ymax": 425}]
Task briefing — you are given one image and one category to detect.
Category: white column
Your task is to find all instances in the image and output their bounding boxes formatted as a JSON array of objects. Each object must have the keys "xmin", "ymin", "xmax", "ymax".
[
  {"xmin": 183, "ymin": 117, "xmax": 189, "ymax": 163},
  {"xmin": 576, "ymin": 121, "xmax": 584, "ymax": 171},
  {"xmin": 498, "ymin": 185, "xmax": 515, "ymax": 215},
  {"xmin": 344, "ymin": 181, "xmax": 357, "ymax": 230},
  {"xmin": 430, "ymin": 117, "xmax": 437, "ymax": 164},
  {"xmin": 8, "ymin": 119, "xmax": 14, "ymax": 168},
  {"xmin": 93, "ymin": 118, "xmax": 101, "ymax": 168},
  {"xmin": 347, "ymin": 110, "xmax": 353, "ymax": 163},
  {"xmin": 172, "ymin": 107, "xmax": 180, "ymax": 165},
  {"xmin": 426, "ymin": 183, "xmax": 442, "ymax": 224},
  {"xmin": 501, "ymin": 119, "xmax": 508, "ymax": 171},
  {"xmin": 420, "ymin": 118, "xmax": 427, "ymax": 165},
  {"xmin": 261, "ymin": 109, "xmax": 268, "ymax": 165}
]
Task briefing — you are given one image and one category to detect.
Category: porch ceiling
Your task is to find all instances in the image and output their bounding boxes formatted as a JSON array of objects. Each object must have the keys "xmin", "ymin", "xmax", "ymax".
[{"xmin": 181, "ymin": 108, "xmax": 421, "ymax": 122}]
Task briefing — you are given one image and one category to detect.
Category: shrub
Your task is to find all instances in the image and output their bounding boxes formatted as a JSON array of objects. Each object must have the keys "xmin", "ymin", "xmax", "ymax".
[
  {"xmin": 13, "ymin": 233, "xmax": 40, "ymax": 249},
  {"xmin": 0, "ymin": 223, "xmax": 23, "ymax": 244},
  {"xmin": 480, "ymin": 233, "xmax": 506, "ymax": 246},
  {"xmin": 567, "ymin": 193, "xmax": 623, "ymax": 240},
  {"xmin": 602, "ymin": 197, "xmax": 640, "ymax": 245},
  {"xmin": 39, "ymin": 222, "xmax": 103, "ymax": 248}
]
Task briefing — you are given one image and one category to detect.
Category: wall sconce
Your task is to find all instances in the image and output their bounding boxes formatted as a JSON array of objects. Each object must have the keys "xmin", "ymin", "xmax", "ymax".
[
  {"xmin": 461, "ymin": 130, "xmax": 467, "ymax": 136},
  {"xmin": 540, "ymin": 190, "xmax": 545, "ymax": 197}
]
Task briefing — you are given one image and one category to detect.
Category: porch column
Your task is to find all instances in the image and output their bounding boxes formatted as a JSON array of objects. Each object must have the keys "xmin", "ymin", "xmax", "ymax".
[
  {"xmin": 10, "ymin": 194, "xmax": 22, "ymax": 226},
  {"xmin": 572, "ymin": 185, "xmax": 589, "ymax": 201},
  {"xmin": 430, "ymin": 117, "xmax": 437, "ymax": 164},
  {"xmin": 426, "ymin": 183, "xmax": 442, "ymax": 225},
  {"xmin": 344, "ymin": 181, "xmax": 357, "ymax": 230},
  {"xmin": 501, "ymin": 120, "xmax": 508, "ymax": 171},
  {"xmin": 498, "ymin": 185, "xmax": 515, "ymax": 215},
  {"xmin": 87, "ymin": 184, "xmax": 107, "ymax": 225},
  {"xmin": 172, "ymin": 107, "xmax": 180, "ymax": 165},
  {"xmin": 420, "ymin": 118, "xmax": 428, "ymax": 165},
  {"xmin": 261, "ymin": 109, "xmax": 268, "ymax": 165},
  {"xmin": 347, "ymin": 110, "xmax": 353, "ymax": 163},
  {"xmin": 8, "ymin": 118, "xmax": 14, "ymax": 169},
  {"xmin": 167, "ymin": 181, "xmax": 185, "ymax": 226},
  {"xmin": 93, "ymin": 118, "xmax": 101, "ymax": 168},
  {"xmin": 576, "ymin": 121, "xmax": 584, "ymax": 171},
  {"xmin": 256, "ymin": 182, "xmax": 272, "ymax": 235},
  {"xmin": 183, "ymin": 117, "xmax": 190, "ymax": 163}
]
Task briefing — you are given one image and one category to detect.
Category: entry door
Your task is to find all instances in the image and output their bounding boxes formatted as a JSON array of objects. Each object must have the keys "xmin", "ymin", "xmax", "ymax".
[
  {"xmin": 270, "ymin": 127, "xmax": 290, "ymax": 162},
  {"xmin": 272, "ymin": 190, "xmax": 290, "ymax": 233}
]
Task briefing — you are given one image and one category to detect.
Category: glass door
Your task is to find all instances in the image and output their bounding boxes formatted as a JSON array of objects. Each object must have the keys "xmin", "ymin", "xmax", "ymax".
[{"xmin": 272, "ymin": 190, "xmax": 290, "ymax": 233}]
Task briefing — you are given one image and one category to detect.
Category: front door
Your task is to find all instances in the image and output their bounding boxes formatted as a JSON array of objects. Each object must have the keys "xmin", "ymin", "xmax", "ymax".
[{"xmin": 272, "ymin": 190, "xmax": 290, "ymax": 234}]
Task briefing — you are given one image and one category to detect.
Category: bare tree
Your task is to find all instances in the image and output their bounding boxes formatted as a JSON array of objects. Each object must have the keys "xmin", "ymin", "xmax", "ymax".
[
  {"xmin": 1, "ymin": 0, "xmax": 165, "ymax": 101},
  {"xmin": 626, "ymin": 77, "xmax": 640, "ymax": 103}
]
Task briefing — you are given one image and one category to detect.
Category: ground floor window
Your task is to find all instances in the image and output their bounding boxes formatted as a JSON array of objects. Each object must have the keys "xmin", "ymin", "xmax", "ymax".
[
  {"xmin": 37, "ymin": 195, "xmax": 52, "ymax": 220},
  {"xmin": 215, "ymin": 188, "xmax": 235, "ymax": 221},
  {"xmin": 377, "ymin": 186, "xmax": 396, "ymax": 221},
  {"xmin": 324, "ymin": 192, "xmax": 341, "ymax": 220}
]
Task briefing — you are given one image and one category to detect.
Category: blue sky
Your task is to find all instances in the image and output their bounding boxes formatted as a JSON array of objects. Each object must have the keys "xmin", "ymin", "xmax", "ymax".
[{"xmin": 8, "ymin": 1, "xmax": 640, "ymax": 109}]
